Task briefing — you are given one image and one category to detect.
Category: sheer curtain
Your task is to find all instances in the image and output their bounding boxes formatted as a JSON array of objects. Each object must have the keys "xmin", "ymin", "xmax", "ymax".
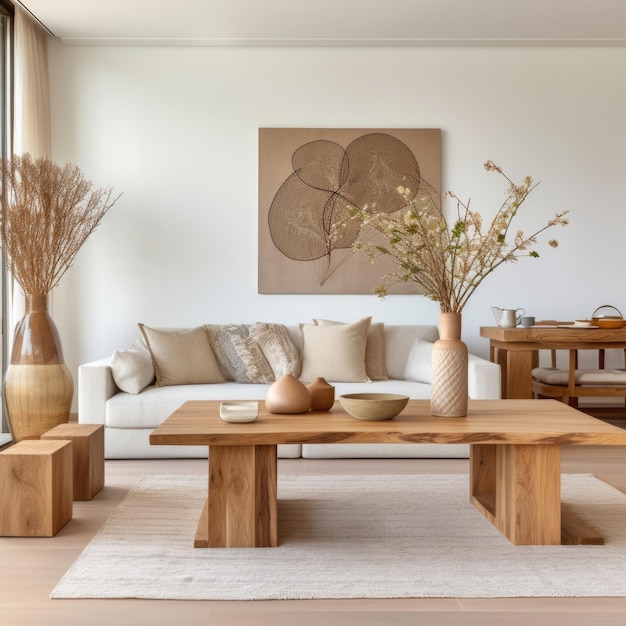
[
  {"xmin": 6, "ymin": 6, "xmax": 51, "ymax": 316},
  {"xmin": 14, "ymin": 5, "xmax": 51, "ymax": 157},
  {"xmin": 9, "ymin": 6, "xmax": 51, "ymax": 321},
  {"xmin": 2, "ymin": 7, "xmax": 52, "ymax": 437}
]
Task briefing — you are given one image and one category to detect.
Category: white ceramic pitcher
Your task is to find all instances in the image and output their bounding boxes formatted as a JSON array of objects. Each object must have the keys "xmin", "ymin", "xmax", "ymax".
[{"xmin": 491, "ymin": 306, "xmax": 525, "ymax": 328}]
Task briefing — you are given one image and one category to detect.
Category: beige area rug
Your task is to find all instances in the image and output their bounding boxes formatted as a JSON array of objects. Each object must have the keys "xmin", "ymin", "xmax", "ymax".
[{"xmin": 52, "ymin": 473, "xmax": 626, "ymax": 600}]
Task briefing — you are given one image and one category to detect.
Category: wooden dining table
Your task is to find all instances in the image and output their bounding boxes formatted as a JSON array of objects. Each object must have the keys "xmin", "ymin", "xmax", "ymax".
[{"xmin": 480, "ymin": 325, "xmax": 626, "ymax": 399}]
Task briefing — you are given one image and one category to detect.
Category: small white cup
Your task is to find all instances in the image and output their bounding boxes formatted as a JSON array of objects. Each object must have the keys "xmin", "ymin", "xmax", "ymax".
[{"xmin": 520, "ymin": 316, "xmax": 535, "ymax": 327}]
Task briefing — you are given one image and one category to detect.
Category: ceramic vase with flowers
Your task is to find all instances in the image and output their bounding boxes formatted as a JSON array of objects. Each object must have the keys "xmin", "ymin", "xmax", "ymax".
[
  {"xmin": 337, "ymin": 161, "xmax": 569, "ymax": 417},
  {"xmin": 0, "ymin": 154, "xmax": 120, "ymax": 440}
]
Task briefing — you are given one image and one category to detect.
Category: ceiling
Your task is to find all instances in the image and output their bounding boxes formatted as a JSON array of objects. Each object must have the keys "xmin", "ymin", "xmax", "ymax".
[{"xmin": 15, "ymin": 0, "xmax": 626, "ymax": 46}]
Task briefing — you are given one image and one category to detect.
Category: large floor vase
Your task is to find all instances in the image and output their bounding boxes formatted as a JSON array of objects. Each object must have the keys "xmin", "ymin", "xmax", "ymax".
[
  {"xmin": 430, "ymin": 312, "xmax": 468, "ymax": 418},
  {"xmin": 4, "ymin": 294, "xmax": 74, "ymax": 441}
]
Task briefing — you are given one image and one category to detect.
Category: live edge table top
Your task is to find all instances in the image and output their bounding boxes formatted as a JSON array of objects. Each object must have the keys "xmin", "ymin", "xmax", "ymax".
[{"xmin": 149, "ymin": 399, "xmax": 626, "ymax": 448}]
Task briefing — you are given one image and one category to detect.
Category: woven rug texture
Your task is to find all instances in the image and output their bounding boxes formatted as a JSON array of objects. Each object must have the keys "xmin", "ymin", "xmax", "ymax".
[{"xmin": 51, "ymin": 473, "xmax": 626, "ymax": 600}]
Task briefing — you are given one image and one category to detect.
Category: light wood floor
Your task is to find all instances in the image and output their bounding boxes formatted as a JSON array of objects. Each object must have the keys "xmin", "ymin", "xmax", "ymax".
[{"xmin": 3, "ymin": 448, "xmax": 626, "ymax": 626}]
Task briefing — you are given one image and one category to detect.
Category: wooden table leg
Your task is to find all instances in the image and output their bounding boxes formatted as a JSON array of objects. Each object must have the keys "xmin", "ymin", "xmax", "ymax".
[
  {"xmin": 495, "ymin": 348, "xmax": 536, "ymax": 399},
  {"xmin": 497, "ymin": 444, "xmax": 562, "ymax": 545},
  {"xmin": 470, "ymin": 443, "xmax": 604, "ymax": 545},
  {"xmin": 470, "ymin": 443, "xmax": 561, "ymax": 545},
  {"xmin": 195, "ymin": 444, "xmax": 277, "ymax": 548},
  {"xmin": 469, "ymin": 443, "xmax": 498, "ymax": 533}
]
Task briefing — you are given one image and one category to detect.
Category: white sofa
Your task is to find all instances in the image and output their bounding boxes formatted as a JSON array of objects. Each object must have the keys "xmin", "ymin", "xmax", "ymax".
[{"xmin": 78, "ymin": 322, "xmax": 500, "ymax": 460}]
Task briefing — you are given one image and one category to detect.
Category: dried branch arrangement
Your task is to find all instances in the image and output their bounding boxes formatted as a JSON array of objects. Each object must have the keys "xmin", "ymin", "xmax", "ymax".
[
  {"xmin": 0, "ymin": 153, "xmax": 121, "ymax": 295},
  {"xmin": 333, "ymin": 161, "xmax": 569, "ymax": 313}
]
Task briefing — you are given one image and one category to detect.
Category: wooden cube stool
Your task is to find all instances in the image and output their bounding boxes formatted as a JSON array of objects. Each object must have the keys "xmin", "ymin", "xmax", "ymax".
[
  {"xmin": 42, "ymin": 423, "xmax": 104, "ymax": 501},
  {"xmin": 0, "ymin": 440, "xmax": 73, "ymax": 537}
]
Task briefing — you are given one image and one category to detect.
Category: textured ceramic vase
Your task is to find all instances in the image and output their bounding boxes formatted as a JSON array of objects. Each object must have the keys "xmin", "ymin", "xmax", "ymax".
[
  {"xmin": 4, "ymin": 294, "xmax": 74, "ymax": 440},
  {"xmin": 430, "ymin": 312, "xmax": 468, "ymax": 418},
  {"xmin": 265, "ymin": 374, "xmax": 311, "ymax": 414},
  {"xmin": 306, "ymin": 377, "xmax": 335, "ymax": 411}
]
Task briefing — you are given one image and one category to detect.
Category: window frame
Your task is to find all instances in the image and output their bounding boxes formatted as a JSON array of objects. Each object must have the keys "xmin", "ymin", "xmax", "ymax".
[{"xmin": 0, "ymin": 0, "xmax": 13, "ymax": 441}]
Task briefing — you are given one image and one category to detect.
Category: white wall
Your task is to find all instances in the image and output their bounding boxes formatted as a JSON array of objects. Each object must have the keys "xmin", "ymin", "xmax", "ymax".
[{"xmin": 45, "ymin": 42, "xmax": 626, "ymax": 407}]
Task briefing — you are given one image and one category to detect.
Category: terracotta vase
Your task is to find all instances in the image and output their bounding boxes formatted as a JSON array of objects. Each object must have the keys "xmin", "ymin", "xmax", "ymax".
[
  {"xmin": 265, "ymin": 374, "xmax": 311, "ymax": 414},
  {"xmin": 430, "ymin": 311, "xmax": 468, "ymax": 418},
  {"xmin": 4, "ymin": 294, "xmax": 74, "ymax": 440},
  {"xmin": 306, "ymin": 377, "xmax": 335, "ymax": 411}
]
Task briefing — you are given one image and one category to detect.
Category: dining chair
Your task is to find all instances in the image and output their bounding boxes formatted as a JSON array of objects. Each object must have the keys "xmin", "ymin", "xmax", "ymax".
[{"xmin": 532, "ymin": 348, "xmax": 626, "ymax": 414}]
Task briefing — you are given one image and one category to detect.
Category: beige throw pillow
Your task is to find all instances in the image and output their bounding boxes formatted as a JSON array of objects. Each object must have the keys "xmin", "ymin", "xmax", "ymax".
[
  {"xmin": 299, "ymin": 317, "xmax": 371, "ymax": 383},
  {"xmin": 138, "ymin": 324, "xmax": 225, "ymax": 386},
  {"xmin": 314, "ymin": 318, "xmax": 388, "ymax": 380},
  {"xmin": 110, "ymin": 340, "xmax": 155, "ymax": 394}
]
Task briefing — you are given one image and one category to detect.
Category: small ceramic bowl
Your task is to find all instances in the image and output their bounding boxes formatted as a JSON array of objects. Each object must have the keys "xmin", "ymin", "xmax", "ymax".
[{"xmin": 339, "ymin": 393, "xmax": 409, "ymax": 421}]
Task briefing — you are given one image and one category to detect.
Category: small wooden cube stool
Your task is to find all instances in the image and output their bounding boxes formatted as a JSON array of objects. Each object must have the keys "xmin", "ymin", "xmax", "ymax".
[
  {"xmin": 42, "ymin": 423, "xmax": 104, "ymax": 501},
  {"xmin": 0, "ymin": 440, "xmax": 73, "ymax": 537}
]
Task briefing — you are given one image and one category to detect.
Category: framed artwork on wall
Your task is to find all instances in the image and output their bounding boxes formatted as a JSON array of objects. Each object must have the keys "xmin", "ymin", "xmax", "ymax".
[{"xmin": 258, "ymin": 128, "xmax": 441, "ymax": 294}]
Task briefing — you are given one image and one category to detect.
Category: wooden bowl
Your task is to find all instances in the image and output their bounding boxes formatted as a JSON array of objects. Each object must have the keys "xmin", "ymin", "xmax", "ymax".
[
  {"xmin": 339, "ymin": 393, "xmax": 409, "ymax": 421},
  {"xmin": 593, "ymin": 319, "xmax": 626, "ymax": 329}
]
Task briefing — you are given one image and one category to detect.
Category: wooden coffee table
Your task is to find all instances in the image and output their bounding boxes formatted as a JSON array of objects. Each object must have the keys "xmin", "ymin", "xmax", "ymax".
[{"xmin": 149, "ymin": 399, "xmax": 626, "ymax": 548}]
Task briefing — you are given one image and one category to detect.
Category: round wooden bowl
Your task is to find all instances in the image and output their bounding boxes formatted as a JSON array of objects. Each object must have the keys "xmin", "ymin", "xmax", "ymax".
[
  {"xmin": 593, "ymin": 319, "xmax": 626, "ymax": 329},
  {"xmin": 339, "ymin": 393, "xmax": 409, "ymax": 421}
]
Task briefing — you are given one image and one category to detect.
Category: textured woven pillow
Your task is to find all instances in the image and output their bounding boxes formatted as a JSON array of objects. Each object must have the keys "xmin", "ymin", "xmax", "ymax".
[
  {"xmin": 299, "ymin": 316, "xmax": 371, "ymax": 383},
  {"xmin": 138, "ymin": 324, "xmax": 225, "ymax": 386},
  {"xmin": 205, "ymin": 324, "xmax": 275, "ymax": 383},
  {"xmin": 314, "ymin": 318, "xmax": 387, "ymax": 380},
  {"xmin": 110, "ymin": 340, "xmax": 155, "ymax": 394},
  {"xmin": 254, "ymin": 323, "xmax": 301, "ymax": 379},
  {"xmin": 402, "ymin": 339, "xmax": 434, "ymax": 384}
]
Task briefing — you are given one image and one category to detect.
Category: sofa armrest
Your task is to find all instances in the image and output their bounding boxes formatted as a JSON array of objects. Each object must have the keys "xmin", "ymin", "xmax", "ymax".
[
  {"xmin": 467, "ymin": 353, "xmax": 501, "ymax": 400},
  {"xmin": 78, "ymin": 357, "xmax": 118, "ymax": 425}
]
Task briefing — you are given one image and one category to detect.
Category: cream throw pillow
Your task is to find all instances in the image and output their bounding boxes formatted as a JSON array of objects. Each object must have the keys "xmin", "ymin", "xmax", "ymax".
[
  {"xmin": 254, "ymin": 323, "xmax": 301, "ymax": 379},
  {"xmin": 299, "ymin": 317, "xmax": 371, "ymax": 383},
  {"xmin": 110, "ymin": 340, "xmax": 155, "ymax": 394},
  {"xmin": 314, "ymin": 318, "xmax": 387, "ymax": 380},
  {"xmin": 402, "ymin": 339, "xmax": 434, "ymax": 384},
  {"xmin": 138, "ymin": 324, "xmax": 225, "ymax": 386},
  {"xmin": 205, "ymin": 324, "xmax": 274, "ymax": 383}
]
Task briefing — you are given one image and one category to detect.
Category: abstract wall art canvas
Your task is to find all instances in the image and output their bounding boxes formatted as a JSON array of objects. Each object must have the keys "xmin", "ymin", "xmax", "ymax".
[{"xmin": 258, "ymin": 128, "xmax": 441, "ymax": 294}]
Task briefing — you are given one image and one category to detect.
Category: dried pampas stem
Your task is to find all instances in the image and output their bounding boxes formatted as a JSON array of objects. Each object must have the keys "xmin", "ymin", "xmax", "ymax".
[{"xmin": 0, "ymin": 153, "xmax": 121, "ymax": 295}]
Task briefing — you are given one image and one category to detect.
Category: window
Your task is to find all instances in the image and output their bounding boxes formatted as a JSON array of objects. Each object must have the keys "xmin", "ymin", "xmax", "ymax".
[{"xmin": 0, "ymin": 0, "xmax": 12, "ymax": 444}]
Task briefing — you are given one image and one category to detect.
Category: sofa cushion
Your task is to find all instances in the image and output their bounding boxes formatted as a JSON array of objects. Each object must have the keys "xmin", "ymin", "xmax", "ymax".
[
  {"xmin": 254, "ymin": 323, "xmax": 301, "ymax": 378},
  {"xmin": 138, "ymin": 324, "xmax": 225, "ymax": 386},
  {"xmin": 314, "ymin": 319, "xmax": 388, "ymax": 381},
  {"xmin": 299, "ymin": 316, "xmax": 371, "ymax": 383},
  {"xmin": 383, "ymin": 325, "xmax": 440, "ymax": 379},
  {"xmin": 104, "ymin": 379, "xmax": 424, "ymax": 430},
  {"xmin": 402, "ymin": 339, "xmax": 434, "ymax": 384},
  {"xmin": 205, "ymin": 324, "xmax": 276, "ymax": 383},
  {"xmin": 105, "ymin": 382, "xmax": 273, "ymax": 429},
  {"xmin": 110, "ymin": 340, "xmax": 155, "ymax": 394},
  {"xmin": 532, "ymin": 367, "xmax": 626, "ymax": 385}
]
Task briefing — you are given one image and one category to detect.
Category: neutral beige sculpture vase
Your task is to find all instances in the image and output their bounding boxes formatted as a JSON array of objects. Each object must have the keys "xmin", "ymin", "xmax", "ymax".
[
  {"xmin": 307, "ymin": 377, "xmax": 335, "ymax": 411},
  {"xmin": 265, "ymin": 374, "xmax": 311, "ymax": 414},
  {"xmin": 4, "ymin": 294, "xmax": 74, "ymax": 440},
  {"xmin": 430, "ymin": 312, "xmax": 468, "ymax": 418}
]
